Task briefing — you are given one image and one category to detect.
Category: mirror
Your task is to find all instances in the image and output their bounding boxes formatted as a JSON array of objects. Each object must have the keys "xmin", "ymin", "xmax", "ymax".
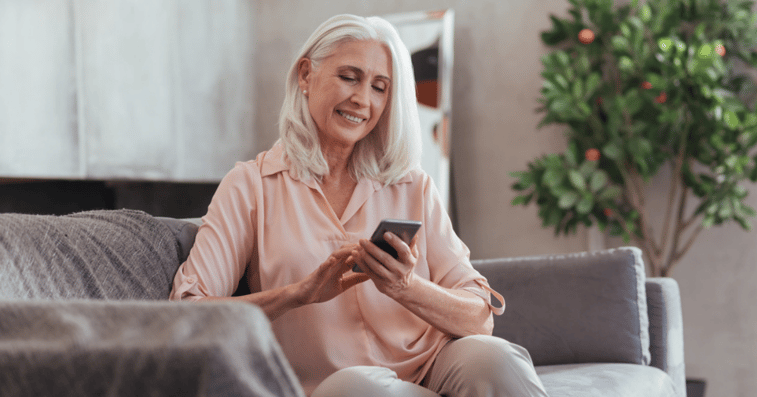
[{"xmin": 384, "ymin": 10, "xmax": 455, "ymax": 212}]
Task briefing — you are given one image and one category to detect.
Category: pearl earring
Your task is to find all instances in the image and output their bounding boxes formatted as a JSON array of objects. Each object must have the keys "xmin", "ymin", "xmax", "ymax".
[{"xmin": 303, "ymin": 90, "xmax": 308, "ymax": 95}]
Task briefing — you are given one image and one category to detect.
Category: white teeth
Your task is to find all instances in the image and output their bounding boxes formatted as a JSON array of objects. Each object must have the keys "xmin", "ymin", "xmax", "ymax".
[{"xmin": 337, "ymin": 110, "xmax": 364, "ymax": 123}]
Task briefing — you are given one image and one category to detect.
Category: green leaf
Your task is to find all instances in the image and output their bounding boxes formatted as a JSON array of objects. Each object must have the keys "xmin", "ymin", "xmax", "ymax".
[
  {"xmin": 589, "ymin": 170, "xmax": 609, "ymax": 192},
  {"xmin": 744, "ymin": 113, "xmax": 757, "ymax": 128},
  {"xmin": 735, "ymin": 216, "xmax": 752, "ymax": 231},
  {"xmin": 544, "ymin": 207, "xmax": 563, "ymax": 227},
  {"xmin": 584, "ymin": 73, "xmax": 602, "ymax": 97},
  {"xmin": 542, "ymin": 168, "xmax": 564, "ymax": 188},
  {"xmin": 698, "ymin": 44, "xmax": 714, "ymax": 59},
  {"xmin": 510, "ymin": 171, "xmax": 535, "ymax": 189},
  {"xmin": 576, "ymin": 195, "xmax": 594, "ymax": 214},
  {"xmin": 658, "ymin": 38, "xmax": 673, "ymax": 52},
  {"xmin": 544, "ymin": 154, "xmax": 562, "ymax": 169},
  {"xmin": 555, "ymin": 75, "xmax": 570, "ymax": 89},
  {"xmin": 620, "ymin": 23, "xmax": 631, "ymax": 39},
  {"xmin": 578, "ymin": 102, "xmax": 592, "ymax": 117},
  {"xmin": 550, "ymin": 97, "xmax": 572, "ymax": 113},
  {"xmin": 542, "ymin": 15, "xmax": 569, "ymax": 45},
  {"xmin": 598, "ymin": 185, "xmax": 622, "ymax": 201},
  {"xmin": 625, "ymin": 89, "xmax": 643, "ymax": 115},
  {"xmin": 719, "ymin": 202, "xmax": 733, "ymax": 218},
  {"xmin": 619, "ymin": 56, "xmax": 635, "ymax": 72},
  {"xmin": 556, "ymin": 51, "xmax": 570, "ymax": 67},
  {"xmin": 612, "ymin": 36, "xmax": 630, "ymax": 52},
  {"xmin": 578, "ymin": 160, "xmax": 597, "ymax": 177},
  {"xmin": 573, "ymin": 79, "xmax": 584, "ymax": 99},
  {"xmin": 558, "ymin": 191, "xmax": 580, "ymax": 209},
  {"xmin": 629, "ymin": 137, "xmax": 653, "ymax": 158},
  {"xmin": 577, "ymin": 53, "xmax": 590, "ymax": 74},
  {"xmin": 602, "ymin": 142, "xmax": 623, "ymax": 160},
  {"xmin": 568, "ymin": 169, "xmax": 587, "ymax": 191},
  {"xmin": 640, "ymin": 4, "xmax": 652, "ymax": 22},
  {"xmin": 724, "ymin": 111, "xmax": 741, "ymax": 129},
  {"xmin": 694, "ymin": 23, "xmax": 706, "ymax": 40},
  {"xmin": 511, "ymin": 194, "xmax": 533, "ymax": 206},
  {"xmin": 741, "ymin": 204, "xmax": 757, "ymax": 217},
  {"xmin": 565, "ymin": 142, "xmax": 579, "ymax": 166}
]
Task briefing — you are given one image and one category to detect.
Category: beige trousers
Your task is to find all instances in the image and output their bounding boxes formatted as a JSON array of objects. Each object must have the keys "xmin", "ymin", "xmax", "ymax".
[{"xmin": 311, "ymin": 335, "xmax": 549, "ymax": 397}]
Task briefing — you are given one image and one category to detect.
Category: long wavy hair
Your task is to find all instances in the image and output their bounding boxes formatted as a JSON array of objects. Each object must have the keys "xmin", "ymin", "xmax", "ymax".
[{"xmin": 277, "ymin": 14, "xmax": 422, "ymax": 185}]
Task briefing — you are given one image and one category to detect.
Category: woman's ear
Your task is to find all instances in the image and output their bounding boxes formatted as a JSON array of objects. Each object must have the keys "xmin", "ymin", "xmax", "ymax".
[{"xmin": 297, "ymin": 58, "xmax": 311, "ymax": 94}]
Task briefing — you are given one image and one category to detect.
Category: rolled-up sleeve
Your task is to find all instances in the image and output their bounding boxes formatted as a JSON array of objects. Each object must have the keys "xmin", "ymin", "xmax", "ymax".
[{"xmin": 170, "ymin": 163, "xmax": 258, "ymax": 301}]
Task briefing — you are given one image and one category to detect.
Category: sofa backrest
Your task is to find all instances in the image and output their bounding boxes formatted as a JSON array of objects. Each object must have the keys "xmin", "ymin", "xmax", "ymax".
[
  {"xmin": 0, "ymin": 210, "xmax": 182, "ymax": 300},
  {"xmin": 472, "ymin": 247, "xmax": 651, "ymax": 367}
]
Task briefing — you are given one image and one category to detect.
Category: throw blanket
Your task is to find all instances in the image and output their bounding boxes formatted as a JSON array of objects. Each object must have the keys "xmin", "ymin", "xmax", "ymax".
[
  {"xmin": 0, "ymin": 210, "xmax": 308, "ymax": 396},
  {"xmin": 0, "ymin": 209, "xmax": 181, "ymax": 300},
  {"xmin": 0, "ymin": 300, "xmax": 306, "ymax": 397}
]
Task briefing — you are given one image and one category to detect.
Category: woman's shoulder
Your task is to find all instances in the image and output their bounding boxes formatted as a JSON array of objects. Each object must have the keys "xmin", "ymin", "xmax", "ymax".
[
  {"xmin": 375, "ymin": 167, "xmax": 433, "ymax": 193},
  {"xmin": 226, "ymin": 142, "xmax": 288, "ymax": 180}
]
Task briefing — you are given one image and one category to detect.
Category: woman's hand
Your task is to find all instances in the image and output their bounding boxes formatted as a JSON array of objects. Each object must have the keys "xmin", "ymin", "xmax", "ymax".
[
  {"xmin": 296, "ymin": 244, "xmax": 371, "ymax": 305},
  {"xmin": 353, "ymin": 232, "xmax": 420, "ymax": 299},
  {"xmin": 354, "ymin": 233, "xmax": 494, "ymax": 337}
]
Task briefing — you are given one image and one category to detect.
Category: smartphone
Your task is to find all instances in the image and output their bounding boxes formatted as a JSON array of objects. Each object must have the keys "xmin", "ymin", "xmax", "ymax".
[{"xmin": 353, "ymin": 219, "xmax": 422, "ymax": 272}]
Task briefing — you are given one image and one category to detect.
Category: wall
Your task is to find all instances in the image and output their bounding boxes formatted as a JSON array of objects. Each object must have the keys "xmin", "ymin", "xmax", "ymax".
[
  {"xmin": 254, "ymin": 1, "xmax": 756, "ymax": 396},
  {"xmin": 255, "ymin": 0, "xmax": 587, "ymax": 260}
]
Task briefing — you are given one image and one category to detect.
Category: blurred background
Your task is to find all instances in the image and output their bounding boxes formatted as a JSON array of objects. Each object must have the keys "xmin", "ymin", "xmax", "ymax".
[{"xmin": 1, "ymin": 1, "xmax": 755, "ymax": 395}]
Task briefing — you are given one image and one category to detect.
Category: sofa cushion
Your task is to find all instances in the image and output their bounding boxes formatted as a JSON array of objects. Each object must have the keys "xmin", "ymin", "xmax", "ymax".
[
  {"xmin": 536, "ymin": 363, "xmax": 676, "ymax": 397},
  {"xmin": 472, "ymin": 247, "xmax": 650, "ymax": 366},
  {"xmin": 0, "ymin": 209, "xmax": 181, "ymax": 300}
]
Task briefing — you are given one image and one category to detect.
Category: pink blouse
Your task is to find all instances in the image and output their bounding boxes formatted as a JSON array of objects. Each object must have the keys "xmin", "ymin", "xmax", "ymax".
[{"xmin": 170, "ymin": 142, "xmax": 504, "ymax": 395}]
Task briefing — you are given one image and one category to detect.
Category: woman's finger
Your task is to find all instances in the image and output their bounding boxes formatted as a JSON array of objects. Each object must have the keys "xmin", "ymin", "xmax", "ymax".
[
  {"xmin": 357, "ymin": 240, "xmax": 395, "ymax": 279},
  {"xmin": 383, "ymin": 232, "xmax": 414, "ymax": 263},
  {"xmin": 340, "ymin": 272, "xmax": 370, "ymax": 290}
]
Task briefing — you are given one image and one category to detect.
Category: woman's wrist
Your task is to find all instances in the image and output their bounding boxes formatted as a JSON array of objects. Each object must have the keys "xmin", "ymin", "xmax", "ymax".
[{"xmin": 288, "ymin": 280, "xmax": 309, "ymax": 307}]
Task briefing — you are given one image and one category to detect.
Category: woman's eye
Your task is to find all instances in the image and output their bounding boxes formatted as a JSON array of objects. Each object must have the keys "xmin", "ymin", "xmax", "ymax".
[
  {"xmin": 372, "ymin": 85, "xmax": 386, "ymax": 93},
  {"xmin": 340, "ymin": 75, "xmax": 356, "ymax": 82}
]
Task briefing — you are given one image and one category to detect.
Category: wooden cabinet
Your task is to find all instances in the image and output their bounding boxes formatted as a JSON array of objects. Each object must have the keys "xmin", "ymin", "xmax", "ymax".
[{"xmin": 0, "ymin": 0, "xmax": 256, "ymax": 181}]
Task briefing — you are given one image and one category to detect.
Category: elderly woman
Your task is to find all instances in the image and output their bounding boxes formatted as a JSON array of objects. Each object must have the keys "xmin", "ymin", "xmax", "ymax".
[{"xmin": 170, "ymin": 14, "xmax": 548, "ymax": 397}]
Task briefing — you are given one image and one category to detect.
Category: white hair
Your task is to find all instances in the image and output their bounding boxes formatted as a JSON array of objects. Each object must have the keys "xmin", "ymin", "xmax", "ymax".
[{"xmin": 277, "ymin": 14, "xmax": 422, "ymax": 185}]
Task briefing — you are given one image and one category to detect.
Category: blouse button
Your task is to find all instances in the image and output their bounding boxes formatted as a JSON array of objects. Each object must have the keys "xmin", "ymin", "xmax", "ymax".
[{"xmin": 187, "ymin": 276, "xmax": 196, "ymax": 284}]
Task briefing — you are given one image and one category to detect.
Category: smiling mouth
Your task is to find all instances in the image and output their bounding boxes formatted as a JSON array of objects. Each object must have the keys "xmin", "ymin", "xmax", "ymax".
[{"xmin": 337, "ymin": 110, "xmax": 365, "ymax": 124}]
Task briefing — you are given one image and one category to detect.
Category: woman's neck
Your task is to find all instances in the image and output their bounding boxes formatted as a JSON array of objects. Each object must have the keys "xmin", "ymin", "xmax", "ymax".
[{"xmin": 321, "ymin": 143, "xmax": 354, "ymax": 182}]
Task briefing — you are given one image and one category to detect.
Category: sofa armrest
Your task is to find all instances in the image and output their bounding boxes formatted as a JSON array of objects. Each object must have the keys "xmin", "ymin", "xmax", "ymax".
[
  {"xmin": 646, "ymin": 278, "xmax": 686, "ymax": 397},
  {"xmin": 155, "ymin": 217, "xmax": 202, "ymax": 263},
  {"xmin": 0, "ymin": 299, "xmax": 305, "ymax": 397}
]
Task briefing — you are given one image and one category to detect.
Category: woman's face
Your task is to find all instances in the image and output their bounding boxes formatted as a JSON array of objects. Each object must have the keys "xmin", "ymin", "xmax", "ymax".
[{"xmin": 299, "ymin": 40, "xmax": 392, "ymax": 152}]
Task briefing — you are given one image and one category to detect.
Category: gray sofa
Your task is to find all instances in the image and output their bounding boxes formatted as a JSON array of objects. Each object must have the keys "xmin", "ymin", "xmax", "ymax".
[{"xmin": 0, "ymin": 209, "xmax": 685, "ymax": 396}]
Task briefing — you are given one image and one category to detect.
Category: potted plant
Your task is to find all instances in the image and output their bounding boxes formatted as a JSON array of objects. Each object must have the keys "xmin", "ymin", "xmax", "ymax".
[{"xmin": 511, "ymin": 0, "xmax": 757, "ymax": 278}]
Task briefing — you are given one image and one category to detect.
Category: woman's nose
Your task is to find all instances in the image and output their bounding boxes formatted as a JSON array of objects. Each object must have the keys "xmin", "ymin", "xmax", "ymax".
[{"xmin": 350, "ymin": 83, "xmax": 371, "ymax": 107}]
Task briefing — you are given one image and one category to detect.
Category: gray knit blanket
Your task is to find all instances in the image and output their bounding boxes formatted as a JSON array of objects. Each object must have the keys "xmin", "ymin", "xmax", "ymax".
[
  {"xmin": 0, "ymin": 210, "xmax": 306, "ymax": 396},
  {"xmin": 0, "ymin": 209, "xmax": 180, "ymax": 300}
]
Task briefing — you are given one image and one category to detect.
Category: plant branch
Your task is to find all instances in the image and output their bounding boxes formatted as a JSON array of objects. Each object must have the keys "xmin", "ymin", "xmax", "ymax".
[
  {"xmin": 660, "ymin": 115, "xmax": 691, "ymax": 261},
  {"xmin": 628, "ymin": 166, "xmax": 662, "ymax": 258},
  {"xmin": 667, "ymin": 179, "xmax": 691, "ymax": 275}
]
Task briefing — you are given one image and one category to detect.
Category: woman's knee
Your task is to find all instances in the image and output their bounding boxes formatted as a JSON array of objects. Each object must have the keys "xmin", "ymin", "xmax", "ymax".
[
  {"xmin": 450, "ymin": 335, "xmax": 535, "ymax": 370},
  {"xmin": 441, "ymin": 335, "xmax": 541, "ymax": 387},
  {"xmin": 311, "ymin": 366, "xmax": 389, "ymax": 397},
  {"xmin": 312, "ymin": 366, "xmax": 441, "ymax": 397},
  {"xmin": 431, "ymin": 335, "xmax": 547, "ymax": 396}
]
